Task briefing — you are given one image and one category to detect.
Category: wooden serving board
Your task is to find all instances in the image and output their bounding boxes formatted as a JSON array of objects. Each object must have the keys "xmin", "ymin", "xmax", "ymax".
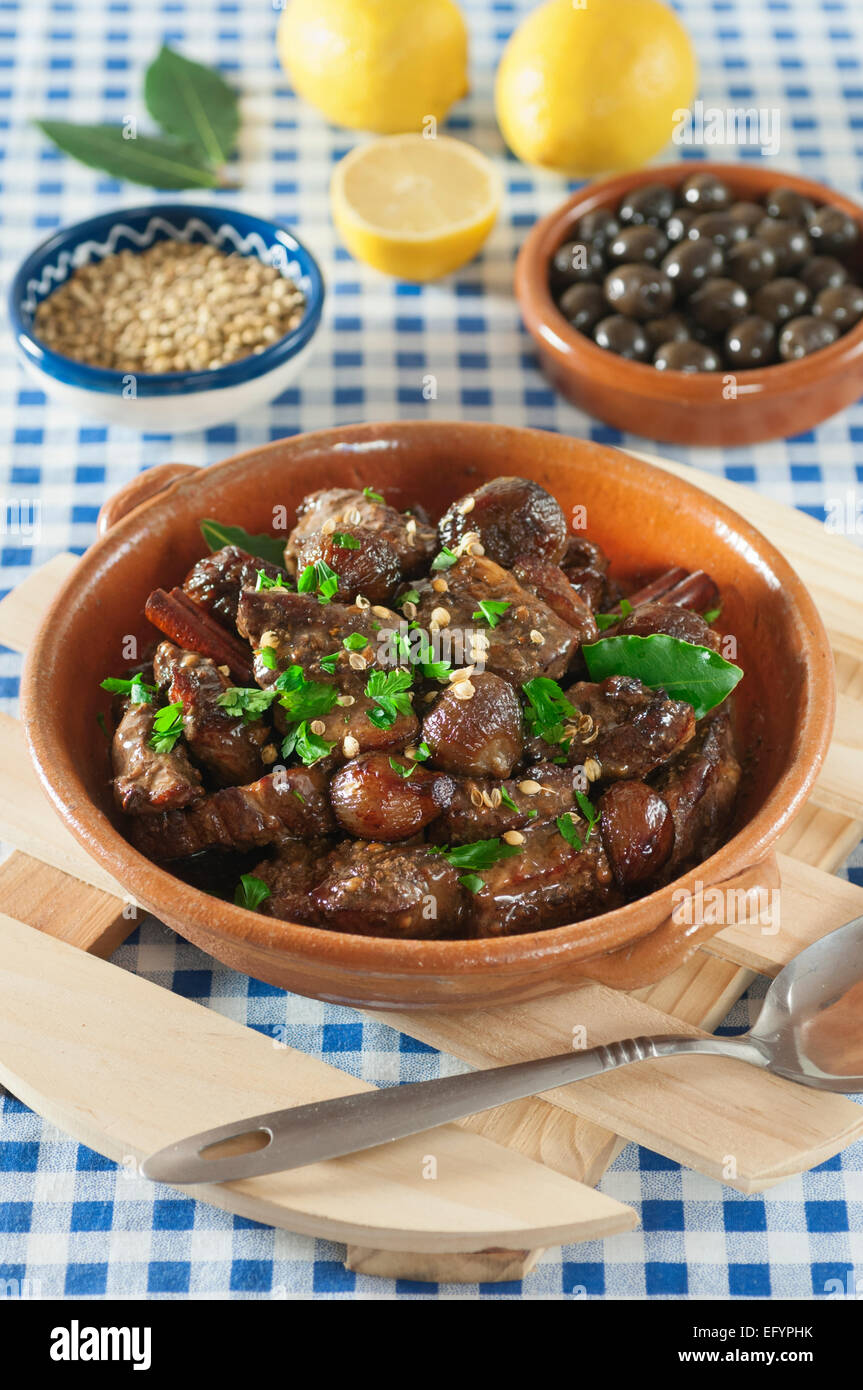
[{"xmin": 1, "ymin": 451, "xmax": 863, "ymax": 1284}]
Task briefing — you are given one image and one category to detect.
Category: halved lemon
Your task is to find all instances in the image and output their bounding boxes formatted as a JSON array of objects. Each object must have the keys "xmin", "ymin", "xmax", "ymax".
[{"xmin": 330, "ymin": 134, "xmax": 502, "ymax": 282}]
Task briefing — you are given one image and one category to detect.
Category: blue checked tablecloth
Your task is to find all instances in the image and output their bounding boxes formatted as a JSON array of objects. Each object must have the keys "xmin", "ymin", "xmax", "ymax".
[{"xmin": 1, "ymin": 0, "xmax": 862, "ymax": 1301}]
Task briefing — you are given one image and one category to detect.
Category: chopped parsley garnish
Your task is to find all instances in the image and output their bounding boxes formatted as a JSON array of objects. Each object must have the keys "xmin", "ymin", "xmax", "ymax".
[
  {"xmin": 430, "ymin": 837, "xmax": 522, "ymax": 870},
  {"xmin": 333, "ymin": 532, "xmax": 361, "ymax": 549},
  {"xmin": 365, "ymin": 668, "xmax": 414, "ymax": 729},
  {"xmin": 320, "ymin": 651, "xmax": 340, "ymax": 674},
  {"xmin": 556, "ymin": 812, "xmax": 583, "ymax": 850},
  {"xmin": 472, "ymin": 598, "xmax": 510, "ymax": 629},
  {"xmin": 557, "ymin": 794, "xmax": 600, "ymax": 851},
  {"xmin": 420, "ymin": 657, "xmax": 452, "ymax": 682},
  {"xmin": 297, "ymin": 557, "xmax": 339, "ymax": 605},
  {"xmin": 149, "ymin": 701, "xmax": 184, "ymax": 753},
  {"xmin": 522, "ymin": 677, "xmax": 576, "ymax": 747},
  {"xmin": 396, "ymin": 589, "xmax": 421, "ymax": 609},
  {"xmin": 343, "ymin": 632, "xmax": 368, "ymax": 652},
  {"xmin": 459, "ymin": 873, "xmax": 485, "ymax": 894},
  {"xmin": 363, "ymin": 486, "xmax": 384, "ymax": 503},
  {"xmin": 234, "ymin": 874, "xmax": 271, "ymax": 911},
  {"xmin": 411, "ymin": 741, "xmax": 432, "ymax": 762},
  {"xmin": 216, "ymin": 686, "xmax": 275, "ymax": 723},
  {"xmin": 389, "ymin": 757, "xmax": 416, "ymax": 779},
  {"xmin": 274, "ymin": 665, "xmax": 339, "ymax": 723},
  {"xmin": 255, "ymin": 569, "xmax": 288, "ymax": 592},
  {"xmin": 260, "ymin": 645, "xmax": 278, "ymax": 671},
  {"xmin": 431, "ymin": 545, "xmax": 458, "ymax": 572},
  {"xmin": 499, "ymin": 784, "xmax": 520, "ymax": 814},
  {"xmin": 281, "ymin": 720, "xmax": 335, "ymax": 766},
  {"xmin": 100, "ymin": 674, "xmax": 156, "ymax": 704},
  {"xmin": 703, "ymin": 606, "xmax": 721, "ymax": 625}
]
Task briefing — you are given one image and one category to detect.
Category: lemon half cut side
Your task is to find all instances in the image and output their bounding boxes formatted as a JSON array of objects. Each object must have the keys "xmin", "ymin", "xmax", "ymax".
[{"xmin": 330, "ymin": 134, "xmax": 502, "ymax": 282}]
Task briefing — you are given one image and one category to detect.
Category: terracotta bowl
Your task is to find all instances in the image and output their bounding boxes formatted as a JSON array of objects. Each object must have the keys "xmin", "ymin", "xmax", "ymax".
[
  {"xmin": 516, "ymin": 163, "xmax": 863, "ymax": 446},
  {"xmin": 23, "ymin": 423, "xmax": 834, "ymax": 1009}
]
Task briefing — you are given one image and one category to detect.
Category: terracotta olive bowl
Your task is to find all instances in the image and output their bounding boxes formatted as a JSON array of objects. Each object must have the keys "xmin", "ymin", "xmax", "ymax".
[
  {"xmin": 23, "ymin": 422, "xmax": 834, "ymax": 1009},
  {"xmin": 516, "ymin": 163, "xmax": 863, "ymax": 446}
]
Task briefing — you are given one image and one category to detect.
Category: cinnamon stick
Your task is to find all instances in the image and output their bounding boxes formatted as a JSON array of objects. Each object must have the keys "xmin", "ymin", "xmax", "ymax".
[{"xmin": 145, "ymin": 587, "xmax": 254, "ymax": 685}]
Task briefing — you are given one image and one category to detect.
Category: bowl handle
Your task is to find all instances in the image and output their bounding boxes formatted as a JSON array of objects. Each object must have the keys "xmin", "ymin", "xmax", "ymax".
[{"xmin": 97, "ymin": 463, "xmax": 200, "ymax": 537}]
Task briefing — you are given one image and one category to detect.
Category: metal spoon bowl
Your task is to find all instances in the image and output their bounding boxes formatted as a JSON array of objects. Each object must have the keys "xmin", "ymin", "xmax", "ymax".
[{"xmin": 142, "ymin": 915, "xmax": 863, "ymax": 1186}]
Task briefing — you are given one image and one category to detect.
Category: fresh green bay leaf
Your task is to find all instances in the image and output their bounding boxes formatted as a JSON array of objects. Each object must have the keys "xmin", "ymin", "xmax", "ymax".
[
  {"xmin": 199, "ymin": 519, "xmax": 287, "ymax": 568},
  {"xmin": 582, "ymin": 634, "xmax": 742, "ymax": 721},
  {"xmin": 35, "ymin": 121, "xmax": 219, "ymax": 189},
  {"xmin": 144, "ymin": 44, "xmax": 239, "ymax": 166}
]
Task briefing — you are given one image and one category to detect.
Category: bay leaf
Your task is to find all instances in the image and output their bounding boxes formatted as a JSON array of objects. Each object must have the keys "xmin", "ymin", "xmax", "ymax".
[
  {"xmin": 35, "ymin": 121, "xmax": 219, "ymax": 189},
  {"xmin": 582, "ymin": 633, "xmax": 743, "ymax": 720},
  {"xmin": 144, "ymin": 44, "xmax": 239, "ymax": 167}
]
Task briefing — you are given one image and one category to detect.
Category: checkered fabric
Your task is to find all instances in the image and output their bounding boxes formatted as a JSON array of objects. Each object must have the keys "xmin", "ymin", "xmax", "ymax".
[{"xmin": 0, "ymin": 0, "xmax": 862, "ymax": 1301}]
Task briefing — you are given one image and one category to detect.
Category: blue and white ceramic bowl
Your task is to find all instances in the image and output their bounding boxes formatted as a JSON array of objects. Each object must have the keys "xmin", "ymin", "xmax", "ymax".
[{"xmin": 8, "ymin": 203, "xmax": 325, "ymax": 432}]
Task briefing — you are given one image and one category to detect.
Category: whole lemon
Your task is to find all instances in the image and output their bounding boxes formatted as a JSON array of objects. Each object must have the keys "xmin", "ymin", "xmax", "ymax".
[
  {"xmin": 495, "ymin": 0, "xmax": 697, "ymax": 176},
  {"xmin": 278, "ymin": 0, "xmax": 469, "ymax": 134}
]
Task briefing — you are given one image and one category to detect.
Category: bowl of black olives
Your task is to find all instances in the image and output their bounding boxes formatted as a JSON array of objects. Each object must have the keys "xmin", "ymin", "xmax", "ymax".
[{"xmin": 515, "ymin": 163, "xmax": 863, "ymax": 445}]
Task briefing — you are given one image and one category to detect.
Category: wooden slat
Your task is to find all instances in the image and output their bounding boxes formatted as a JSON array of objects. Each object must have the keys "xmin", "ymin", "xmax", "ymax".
[
  {"xmin": 0, "ymin": 910, "xmax": 637, "ymax": 1254},
  {"xmin": 0, "ymin": 851, "xmax": 134, "ymax": 957},
  {"xmin": 374, "ymin": 984, "xmax": 863, "ymax": 1194},
  {"xmin": 0, "ymin": 553, "xmax": 79, "ymax": 653}
]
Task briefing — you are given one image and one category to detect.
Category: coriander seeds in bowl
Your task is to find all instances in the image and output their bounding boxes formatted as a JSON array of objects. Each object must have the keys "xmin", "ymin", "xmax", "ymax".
[
  {"xmin": 9, "ymin": 203, "xmax": 325, "ymax": 431},
  {"xmin": 33, "ymin": 240, "xmax": 306, "ymax": 374}
]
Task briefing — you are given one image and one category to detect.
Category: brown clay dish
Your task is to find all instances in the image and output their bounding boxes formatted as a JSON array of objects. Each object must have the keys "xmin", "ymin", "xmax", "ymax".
[
  {"xmin": 23, "ymin": 422, "xmax": 834, "ymax": 1008},
  {"xmin": 516, "ymin": 163, "xmax": 863, "ymax": 446}
]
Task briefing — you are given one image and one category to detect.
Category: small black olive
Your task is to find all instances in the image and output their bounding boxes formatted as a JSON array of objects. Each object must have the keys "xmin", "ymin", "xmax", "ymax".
[
  {"xmin": 764, "ymin": 187, "xmax": 816, "ymax": 225},
  {"xmin": 550, "ymin": 239, "xmax": 605, "ymax": 291},
  {"xmin": 777, "ymin": 315, "xmax": 840, "ymax": 361},
  {"xmin": 752, "ymin": 277, "xmax": 812, "ymax": 325},
  {"xmin": 808, "ymin": 205, "xmax": 859, "ymax": 256},
  {"xmin": 727, "ymin": 201, "xmax": 766, "ymax": 233},
  {"xmin": 593, "ymin": 314, "xmax": 652, "ymax": 360},
  {"xmin": 688, "ymin": 212, "xmax": 750, "ymax": 250},
  {"xmin": 724, "ymin": 315, "xmax": 777, "ymax": 368},
  {"xmin": 680, "ymin": 172, "xmax": 733, "ymax": 212},
  {"xmin": 653, "ymin": 339, "xmax": 721, "ymax": 372},
  {"xmin": 558, "ymin": 282, "xmax": 606, "ymax": 333},
  {"xmin": 644, "ymin": 312, "xmax": 691, "ymax": 349},
  {"xmin": 755, "ymin": 218, "xmax": 812, "ymax": 274},
  {"xmin": 812, "ymin": 283, "xmax": 863, "ymax": 331},
  {"xmin": 574, "ymin": 207, "xmax": 621, "ymax": 248},
  {"xmin": 799, "ymin": 256, "xmax": 850, "ymax": 294},
  {"xmin": 725, "ymin": 238, "xmax": 778, "ymax": 291},
  {"xmin": 665, "ymin": 207, "xmax": 699, "ymax": 244},
  {"xmin": 689, "ymin": 278, "xmax": 750, "ymax": 333},
  {"xmin": 661, "ymin": 239, "xmax": 724, "ymax": 294},
  {"xmin": 617, "ymin": 182, "xmax": 676, "ymax": 226},
  {"xmin": 607, "ymin": 225, "xmax": 669, "ymax": 266},
  {"xmin": 603, "ymin": 263, "xmax": 675, "ymax": 320}
]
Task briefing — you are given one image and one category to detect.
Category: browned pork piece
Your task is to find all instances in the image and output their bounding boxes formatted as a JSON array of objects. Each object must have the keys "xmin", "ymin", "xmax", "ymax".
[
  {"xmin": 421, "ymin": 672, "xmax": 523, "ymax": 778},
  {"xmin": 285, "ymin": 487, "xmax": 437, "ymax": 579},
  {"xmin": 468, "ymin": 821, "xmax": 621, "ymax": 938},
  {"xmin": 311, "ymin": 841, "xmax": 466, "ymax": 938},
  {"xmin": 608, "ymin": 600, "xmax": 720, "ymax": 651},
  {"xmin": 183, "ymin": 545, "xmax": 289, "ymax": 627},
  {"xmin": 511, "ymin": 555, "xmax": 600, "ymax": 646},
  {"xmin": 153, "ymin": 642, "xmax": 269, "ymax": 787},
  {"xmin": 236, "ymin": 588, "xmax": 419, "ymax": 758},
  {"xmin": 329, "ymin": 753, "xmax": 455, "ymax": 840},
  {"xmin": 438, "ymin": 477, "xmax": 569, "ymax": 567},
  {"xmin": 598, "ymin": 779, "xmax": 675, "ymax": 890},
  {"xmin": 564, "ymin": 675, "xmax": 696, "ymax": 781},
  {"xmin": 294, "ymin": 526, "xmax": 401, "ymax": 604},
  {"xmin": 129, "ymin": 767, "xmax": 336, "ymax": 861},
  {"xmin": 652, "ymin": 706, "xmax": 741, "ymax": 876},
  {"xmin": 111, "ymin": 699, "xmax": 204, "ymax": 816},
  {"xmin": 435, "ymin": 763, "xmax": 578, "ymax": 845},
  {"xmin": 252, "ymin": 839, "xmax": 334, "ymax": 925},
  {"xmin": 413, "ymin": 554, "xmax": 577, "ymax": 686},
  {"xmin": 561, "ymin": 536, "xmax": 610, "ymax": 612}
]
